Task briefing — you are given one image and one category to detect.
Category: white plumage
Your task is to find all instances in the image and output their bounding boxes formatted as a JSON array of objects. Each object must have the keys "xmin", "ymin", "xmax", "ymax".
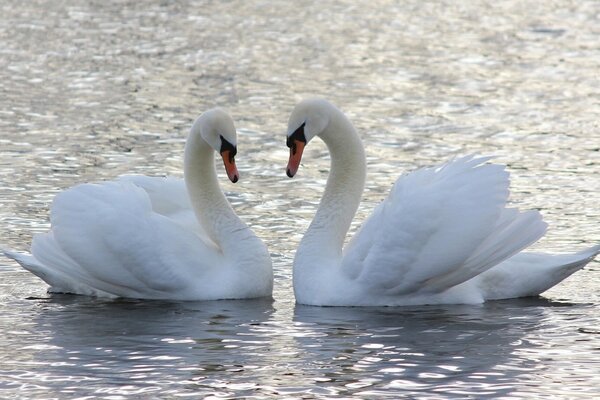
[
  {"xmin": 286, "ymin": 98, "xmax": 599, "ymax": 306},
  {"xmin": 3, "ymin": 109, "xmax": 273, "ymax": 300}
]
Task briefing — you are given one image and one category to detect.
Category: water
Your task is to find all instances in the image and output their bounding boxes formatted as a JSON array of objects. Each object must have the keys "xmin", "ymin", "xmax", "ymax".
[{"xmin": 1, "ymin": 0, "xmax": 599, "ymax": 398}]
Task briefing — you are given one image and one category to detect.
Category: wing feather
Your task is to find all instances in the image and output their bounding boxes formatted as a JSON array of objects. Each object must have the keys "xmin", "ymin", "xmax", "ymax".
[
  {"xmin": 342, "ymin": 156, "xmax": 546, "ymax": 295},
  {"xmin": 30, "ymin": 180, "xmax": 221, "ymax": 297}
]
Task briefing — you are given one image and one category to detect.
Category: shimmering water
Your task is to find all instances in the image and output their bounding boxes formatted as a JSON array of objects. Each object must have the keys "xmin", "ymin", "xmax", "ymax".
[{"xmin": 1, "ymin": 0, "xmax": 599, "ymax": 398}]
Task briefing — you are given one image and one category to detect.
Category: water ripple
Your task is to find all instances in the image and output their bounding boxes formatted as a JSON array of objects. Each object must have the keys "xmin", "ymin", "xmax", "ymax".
[{"xmin": 1, "ymin": 0, "xmax": 599, "ymax": 398}]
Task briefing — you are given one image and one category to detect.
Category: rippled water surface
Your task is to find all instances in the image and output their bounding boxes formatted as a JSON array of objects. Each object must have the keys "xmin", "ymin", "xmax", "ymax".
[{"xmin": 1, "ymin": 0, "xmax": 599, "ymax": 398}]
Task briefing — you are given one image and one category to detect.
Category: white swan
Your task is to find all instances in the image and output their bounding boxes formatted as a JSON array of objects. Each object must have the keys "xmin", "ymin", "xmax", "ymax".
[
  {"xmin": 3, "ymin": 109, "xmax": 273, "ymax": 300},
  {"xmin": 285, "ymin": 98, "xmax": 599, "ymax": 306}
]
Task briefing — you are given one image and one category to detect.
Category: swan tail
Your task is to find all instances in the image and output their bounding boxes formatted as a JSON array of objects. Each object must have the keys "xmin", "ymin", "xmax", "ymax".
[
  {"xmin": 3, "ymin": 249, "xmax": 45, "ymax": 277},
  {"xmin": 2, "ymin": 240, "xmax": 79, "ymax": 294},
  {"xmin": 476, "ymin": 244, "xmax": 600, "ymax": 300}
]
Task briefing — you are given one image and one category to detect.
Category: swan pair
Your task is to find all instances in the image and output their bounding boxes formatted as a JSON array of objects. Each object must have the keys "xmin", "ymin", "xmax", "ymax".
[{"xmin": 3, "ymin": 99, "xmax": 599, "ymax": 306}]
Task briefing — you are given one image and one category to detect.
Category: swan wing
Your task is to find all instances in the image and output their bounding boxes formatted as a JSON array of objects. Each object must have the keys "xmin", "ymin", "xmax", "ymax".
[
  {"xmin": 25, "ymin": 180, "xmax": 222, "ymax": 298},
  {"xmin": 342, "ymin": 156, "xmax": 547, "ymax": 295}
]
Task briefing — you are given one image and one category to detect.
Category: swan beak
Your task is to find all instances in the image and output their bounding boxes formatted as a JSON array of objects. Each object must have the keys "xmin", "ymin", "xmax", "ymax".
[
  {"xmin": 220, "ymin": 150, "xmax": 239, "ymax": 183},
  {"xmin": 286, "ymin": 139, "xmax": 305, "ymax": 178}
]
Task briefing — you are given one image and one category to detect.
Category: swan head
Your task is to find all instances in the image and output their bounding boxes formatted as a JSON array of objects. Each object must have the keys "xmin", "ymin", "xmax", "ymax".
[
  {"xmin": 286, "ymin": 98, "xmax": 332, "ymax": 178},
  {"xmin": 195, "ymin": 108, "xmax": 239, "ymax": 183}
]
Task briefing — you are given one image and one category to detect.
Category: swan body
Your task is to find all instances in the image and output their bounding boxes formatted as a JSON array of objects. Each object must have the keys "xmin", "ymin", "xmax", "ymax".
[
  {"xmin": 285, "ymin": 98, "xmax": 599, "ymax": 306},
  {"xmin": 3, "ymin": 109, "xmax": 273, "ymax": 300}
]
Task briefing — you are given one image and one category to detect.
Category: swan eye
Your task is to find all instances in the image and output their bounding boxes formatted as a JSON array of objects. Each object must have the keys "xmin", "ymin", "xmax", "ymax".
[
  {"xmin": 219, "ymin": 135, "xmax": 237, "ymax": 162},
  {"xmin": 287, "ymin": 122, "xmax": 307, "ymax": 154}
]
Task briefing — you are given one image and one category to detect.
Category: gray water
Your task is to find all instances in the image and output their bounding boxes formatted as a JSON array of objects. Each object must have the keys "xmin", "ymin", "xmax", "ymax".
[{"xmin": 1, "ymin": 0, "xmax": 599, "ymax": 398}]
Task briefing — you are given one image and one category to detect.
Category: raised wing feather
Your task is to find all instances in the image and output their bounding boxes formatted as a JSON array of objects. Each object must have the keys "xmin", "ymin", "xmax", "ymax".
[{"xmin": 342, "ymin": 156, "xmax": 547, "ymax": 295}]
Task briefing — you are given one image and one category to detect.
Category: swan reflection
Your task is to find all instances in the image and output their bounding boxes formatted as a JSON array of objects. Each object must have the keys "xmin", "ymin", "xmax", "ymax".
[{"xmin": 291, "ymin": 298, "xmax": 573, "ymax": 397}]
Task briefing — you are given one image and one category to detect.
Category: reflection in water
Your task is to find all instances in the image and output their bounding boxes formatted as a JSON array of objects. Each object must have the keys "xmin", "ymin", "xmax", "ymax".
[
  {"xmin": 1, "ymin": 0, "xmax": 599, "ymax": 398},
  {"xmin": 292, "ymin": 297, "xmax": 600, "ymax": 398},
  {"xmin": 291, "ymin": 301, "xmax": 543, "ymax": 398},
  {"xmin": 7, "ymin": 297, "xmax": 275, "ymax": 397},
  {"xmin": 2, "ymin": 294, "xmax": 577, "ymax": 398},
  {"xmin": 7, "ymin": 296, "xmax": 593, "ymax": 398}
]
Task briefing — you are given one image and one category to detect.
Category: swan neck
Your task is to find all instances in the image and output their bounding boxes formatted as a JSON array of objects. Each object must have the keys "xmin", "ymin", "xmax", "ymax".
[
  {"xmin": 184, "ymin": 129, "xmax": 245, "ymax": 249},
  {"xmin": 300, "ymin": 109, "xmax": 366, "ymax": 258}
]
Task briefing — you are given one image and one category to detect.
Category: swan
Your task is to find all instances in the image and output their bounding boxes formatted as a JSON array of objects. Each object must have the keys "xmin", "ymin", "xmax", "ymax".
[
  {"xmin": 285, "ymin": 98, "xmax": 599, "ymax": 306},
  {"xmin": 3, "ymin": 108, "xmax": 273, "ymax": 300}
]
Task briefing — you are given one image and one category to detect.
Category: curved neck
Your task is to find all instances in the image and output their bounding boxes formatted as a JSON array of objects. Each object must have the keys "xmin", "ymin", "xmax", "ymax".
[
  {"xmin": 184, "ymin": 126, "xmax": 246, "ymax": 252},
  {"xmin": 299, "ymin": 109, "xmax": 366, "ymax": 260}
]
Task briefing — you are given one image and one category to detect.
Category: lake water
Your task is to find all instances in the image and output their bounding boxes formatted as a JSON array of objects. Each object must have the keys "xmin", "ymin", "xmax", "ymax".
[{"xmin": 1, "ymin": 0, "xmax": 599, "ymax": 398}]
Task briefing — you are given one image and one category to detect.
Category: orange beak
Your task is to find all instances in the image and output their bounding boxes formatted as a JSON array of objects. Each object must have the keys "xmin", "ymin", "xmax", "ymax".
[
  {"xmin": 220, "ymin": 150, "xmax": 239, "ymax": 183},
  {"xmin": 286, "ymin": 139, "xmax": 305, "ymax": 178}
]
